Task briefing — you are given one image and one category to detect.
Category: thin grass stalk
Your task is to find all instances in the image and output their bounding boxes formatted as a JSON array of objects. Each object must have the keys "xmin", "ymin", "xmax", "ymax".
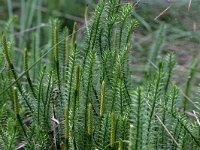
[{"xmin": 24, "ymin": 48, "xmax": 37, "ymax": 98}]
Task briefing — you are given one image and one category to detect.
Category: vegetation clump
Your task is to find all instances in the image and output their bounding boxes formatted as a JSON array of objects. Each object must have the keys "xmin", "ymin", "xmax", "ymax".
[{"xmin": 0, "ymin": 0, "xmax": 199, "ymax": 149}]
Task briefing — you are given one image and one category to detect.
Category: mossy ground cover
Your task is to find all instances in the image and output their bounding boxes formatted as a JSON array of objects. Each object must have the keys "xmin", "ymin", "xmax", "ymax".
[{"xmin": 0, "ymin": 0, "xmax": 200, "ymax": 149}]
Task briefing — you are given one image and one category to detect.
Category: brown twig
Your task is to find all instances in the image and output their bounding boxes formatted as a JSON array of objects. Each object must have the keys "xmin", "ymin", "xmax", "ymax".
[
  {"xmin": 14, "ymin": 23, "xmax": 49, "ymax": 36},
  {"xmin": 154, "ymin": 5, "xmax": 171, "ymax": 21},
  {"xmin": 134, "ymin": 0, "xmax": 141, "ymax": 7},
  {"xmin": 156, "ymin": 115, "xmax": 180, "ymax": 148}
]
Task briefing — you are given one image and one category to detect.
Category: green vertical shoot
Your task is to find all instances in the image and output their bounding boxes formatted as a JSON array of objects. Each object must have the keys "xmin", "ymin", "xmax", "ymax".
[
  {"xmin": 147, "ymin": 62, "xmax": 163, "ymax": 136},
  {"xmin": 13, "ymin": 87, "xmax": 27, "ymax": 137},
  {"xmin": 183, "ymin": 59, "xmax": 197, "ymax": 112},
  {"xmin": 66, "ymin": 31, "xmax": 69, "ymax": 65},
  {"xmin": 2, "ymin": 34, "xmax": 18, "ymax": 83},
  {"xmin": 24, "ymin": 48, "xmax": 36, "ymax": 98},
  {"xmin": 128, "ymin": 124, "xmax": 133, "ymax": 150},
  {"xmin": 64, "ymin": 106, "xmax": 69, "ymax": 149},
  {"xmin": 2, "ymin": 33, "xmax": 32, "ymax": 111},
  {"xmin": 110, "ymin": 112, "xmax": 116, "ymax": 149},
  {"xmin": 100, "ymin": 80, "xmax": 105, "ymax": 118},
  {"xmin": 71, "ymin": 65, "xmax": 81, "ymax": 148},
  {"xmin": 171, "ymin": 86, "xmax": 177, "ymax": 113},
  {"xmin": 38, "ymin": 66, "xmax": 46, "ymax": 125},
  {"xmin": 87, "ymin": 103, "xmax": 93, "ymax": 150},
  {"xmin": 54, "ymin": 27, "xmax": 58, "ymax": 64},
  {"xmin": 135, "ymin": 88, "xmax": 141, "ymax": 150},
  {"xmin": 13, "ymin": 87, "xmax": 19, "ymax": 115},
  {"xmin": 74, "ymin": 65, "xmax": 80, "ymax": 93},
  {"xmin": 72, "ymin": 65, "xmax": 80, "ymax": 120},
  {"xmin": 54, "ymin": 27, "xmax": 60, "ymax": 87},
  {"xmin": 88, "ymin": 103, "xmax": 93, "ymax": 136},
  {"xmin": 118, "ymin": 139, "xmax": 123, "ymax": 150},
  {"xmin": 72, "ymin": 22, "xmax": 76, "ymax": 50}
]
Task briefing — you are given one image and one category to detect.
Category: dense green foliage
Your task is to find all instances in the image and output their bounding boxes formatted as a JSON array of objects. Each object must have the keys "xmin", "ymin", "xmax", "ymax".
[{"xmin": 0, "ymin": 0, "xmax": 200, "ymax": 150}]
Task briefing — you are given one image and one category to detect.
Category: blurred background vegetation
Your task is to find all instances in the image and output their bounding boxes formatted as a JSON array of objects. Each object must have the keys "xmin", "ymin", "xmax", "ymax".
[{"xmin": 0, "ymin": 0, "xmax": 200, "ymax": 100}]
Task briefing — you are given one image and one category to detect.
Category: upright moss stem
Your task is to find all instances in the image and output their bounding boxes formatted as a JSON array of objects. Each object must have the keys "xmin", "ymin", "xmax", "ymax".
[
  {"xmin": 53, "ymin": 27, "xmax": 60, "ymax": 88},
  {"xmin": 84, "ymin": 5, "xmax": 89, "ymax": 33},
  {"xmin": 128, "ymin": 124, "xmax": 133, "ymax": 150},
  {"xmin": 72, "ymin": 22, "xmax": 76, "ymax": 51},
  {"xmin": 100, "ymin": 80, "xmax": 105, "ymax": 118},
  {"xmin": 118, "ymin": 139, "xmax": 123, "ymax": 150},
  {"xmin": 64, "ymin": 106, "xmax": 69, "ymax": 149},
  {"xmin": 65, "ymin": 30, "xmax": 69, "ymax": 65},
  {"xmin": 24, "ymin": 48, "xmax": 37, "ymax": 98},
  {"xmin": 87, "ymin": 103, "xmax": 93, "ymax": 150},
  {"xmin": 2, "ymin": 34, "xmax": 32, "ymax": 111},
  {"xmin": 110, "ymin": 112, "xmax": 116, "ymax": 149},
  {"xmin": 13, "ymin": 87, "xmax": 27, "ymax": 137}
]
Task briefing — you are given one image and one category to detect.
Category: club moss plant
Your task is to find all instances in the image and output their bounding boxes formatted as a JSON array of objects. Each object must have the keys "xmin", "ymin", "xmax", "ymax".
[{"xmin": 0, "ymin": 0, "xmax": 200, "ymax": 149}]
